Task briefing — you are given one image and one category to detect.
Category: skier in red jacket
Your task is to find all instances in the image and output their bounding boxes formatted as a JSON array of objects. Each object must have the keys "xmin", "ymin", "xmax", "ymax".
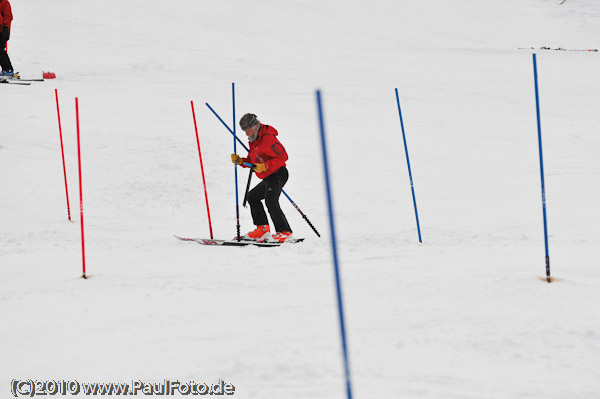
[
  {"xmin": 231, "ymin": 113, "xmax": 293, "ymax": 243},
  {"xmin": 0, "ymin": 0, "xmax": 15, "ymax": 77}
]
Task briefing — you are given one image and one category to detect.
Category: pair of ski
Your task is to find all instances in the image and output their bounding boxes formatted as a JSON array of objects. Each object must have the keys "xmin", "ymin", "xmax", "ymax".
[
  {"xmin": 1, "ymin": 78, "xmax": 30, "ymax": 86},
  {"xmin": 174, "ymin": 235, "xmax": 304, "ymax": 247},
  {"xmin": 1, "ymin": 77, "xmax": 45, "ymax": 86}
]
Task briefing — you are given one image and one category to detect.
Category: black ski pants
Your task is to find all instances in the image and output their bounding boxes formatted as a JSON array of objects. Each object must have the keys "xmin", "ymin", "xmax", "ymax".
[
  {"xmin": 0, "ymin": 38, "xmax": 13, "ymax": 71},
  {"xmin": 247, "ymin": 166, "xmax": 292, "ymax": 233}
]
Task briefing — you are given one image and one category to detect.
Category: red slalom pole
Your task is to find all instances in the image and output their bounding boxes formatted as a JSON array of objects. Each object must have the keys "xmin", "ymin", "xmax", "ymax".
[
  {"xmin": 191, "ymin": 100, "xmax": 214, "ymax": 239},
  {"xmin": 75, "ymin": 98, "xmax": 87, "ymax": 279},
  {"xmin": 55, "ymin": 89, "xmax": 72, "ymax": 221}
]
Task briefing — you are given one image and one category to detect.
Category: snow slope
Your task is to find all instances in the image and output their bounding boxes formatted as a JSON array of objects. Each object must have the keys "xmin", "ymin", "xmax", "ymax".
[{"xmin": 1, "ymin": 0, "xmax": 600, "ymax": 398}]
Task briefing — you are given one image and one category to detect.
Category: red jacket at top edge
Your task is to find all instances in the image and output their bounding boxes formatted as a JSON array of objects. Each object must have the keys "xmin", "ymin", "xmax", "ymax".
[{"xmin": 0, "ymin": 0, "xmax": 13, "ymax": 35}]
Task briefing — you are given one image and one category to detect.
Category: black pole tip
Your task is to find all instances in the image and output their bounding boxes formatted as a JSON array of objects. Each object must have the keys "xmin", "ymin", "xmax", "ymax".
[
  {"xmin": 81, "ymin": 273, "xmax": 88, "ymax": 280},
  {"xmin": 546, "ymin": 276, "xmax": 552, "ymax": 283}
]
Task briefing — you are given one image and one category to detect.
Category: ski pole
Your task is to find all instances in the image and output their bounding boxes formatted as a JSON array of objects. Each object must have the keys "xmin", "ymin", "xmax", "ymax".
[
  {"xmin": 281, "ymin": 191, "xmax": 320, "ymax": 237},
  {"xmin": 242, "ymin": 167, "xmax": 254, "ymax": 208},
  {"xmin": 205, "ymin": 102, "xmax": 321, "ymax": 237},
  {"xmin": 240, "ymin": 162, "xmax": 256, "ymax": 207}
]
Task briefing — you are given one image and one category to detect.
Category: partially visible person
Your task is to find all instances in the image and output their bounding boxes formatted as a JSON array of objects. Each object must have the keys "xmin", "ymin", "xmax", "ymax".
[{"xmin": 0, "ymin": 0, "xmax": 17, "ymax": 78}]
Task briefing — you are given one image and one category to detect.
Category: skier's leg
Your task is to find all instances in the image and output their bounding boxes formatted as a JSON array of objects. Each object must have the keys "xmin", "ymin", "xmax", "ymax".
[
  {"xmin": 265, "ymin": 167, "xmax": 292, "ymax": 232},
  {"xmin": 247, "ymin": 180, "xmax": 269, "ymax": 226}
]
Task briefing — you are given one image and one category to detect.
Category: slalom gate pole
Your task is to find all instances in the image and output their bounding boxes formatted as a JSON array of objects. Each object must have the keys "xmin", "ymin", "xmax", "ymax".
[
  {"xmin": 75, "ymin": 98, "xmax": 87, "ymax": 279},
  {"xmin": 232, "ymin": 83, "xmax": 241, "ymax": 241},
  {"xmin": 395, "ymin": 89, "xmax": 422, "ymax": 243},
  {"xmin": 55, "ymin": 89, "xmax": 72, "ymax": 222},
  {"xmin": 205, "ymin": 102, "xmax": 321, "ymax": 237},
  {"xmin": 190, "ymin": 100, "xmax": 214, "ymax": 239},
  {"xmin": 532, "ymin": 54, "xmax": 552, "ymax": 283},
  {"xmin": 315, "ymin": 90, "xmax": 353, "ymax": 399}
]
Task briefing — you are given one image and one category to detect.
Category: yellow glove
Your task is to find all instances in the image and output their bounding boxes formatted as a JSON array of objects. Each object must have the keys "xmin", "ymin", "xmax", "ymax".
[
  {"xmin": 254, "ymin": 163, "xmax": 267, "ymax": 173},
  {"xmin": 231, "ymin": 154, "xmax": 243, "ymax": 165}
]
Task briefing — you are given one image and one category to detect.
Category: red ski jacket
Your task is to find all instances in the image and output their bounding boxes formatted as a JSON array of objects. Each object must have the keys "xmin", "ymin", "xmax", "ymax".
[
  {"xmin": 0, "ymin": 0, "xmax": 12, "ymax": 35},
  {"xmin": 241, "ymin": 124, "xmax": 288, "ymax": 180}
]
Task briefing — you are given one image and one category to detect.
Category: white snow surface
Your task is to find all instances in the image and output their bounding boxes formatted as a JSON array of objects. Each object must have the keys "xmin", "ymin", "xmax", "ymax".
[{"xmin": 2, "ymin": 0, "xmax": 600, "ymax": 398}]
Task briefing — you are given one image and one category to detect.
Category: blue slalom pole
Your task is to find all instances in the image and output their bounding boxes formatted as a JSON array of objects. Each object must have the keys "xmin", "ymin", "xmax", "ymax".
[
  {"xmin": 205, "ymin": 102, "xmax": 321, "ymax": 237},
  {"xmin": 316, "ymin": 90, "xmax": 353, "ymax": 399},
  {"xmin": 395, "ymin": 89, "xmax": 422, "ymax": 243},
  {"xmin": 232, "ymin": 83, "xmax": 241, "ymax": 241},
  {"xmin": 206, "ymin": 102, "xmax": 248, "ymax": 150},
  {"xmin": 532, "ymin": 54, "xmax": 552, "ymax": 283}
]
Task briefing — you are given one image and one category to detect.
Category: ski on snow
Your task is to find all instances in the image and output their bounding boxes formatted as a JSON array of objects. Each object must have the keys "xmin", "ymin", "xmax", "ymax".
[
  {"xmin": 174, "ymin": 235, "xmax": 304, "ymax": 247},
  {"xmin": 0, "ymin": 78, "xmax": 31, "ymax": 85},
  {"xmin": 1, "ymin": 76, "xmax": 46, "ymax": 85}
]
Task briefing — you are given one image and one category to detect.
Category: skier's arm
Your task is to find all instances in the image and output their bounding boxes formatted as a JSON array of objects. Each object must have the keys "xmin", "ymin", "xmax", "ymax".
[
  {"xmin": 262, "ymin": 136, "xmax": 288, "ymax": 172},
  {"xmin": 232, "ymin": 153, "xmax": 253, "ymax": 168}
]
